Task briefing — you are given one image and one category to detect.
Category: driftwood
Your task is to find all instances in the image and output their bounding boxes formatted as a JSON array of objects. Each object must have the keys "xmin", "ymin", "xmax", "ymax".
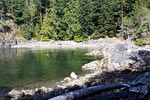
[
  {"xmin": 88, "ymin": 72, "xmax": 150, "ymax": 100},
  {"xmin": 49, "ymin": 83, "xmax": 129, "ymax": 100},
  {"xmin": 10, "ymin": 72, "xmax": 150, "ymax": 100},
  {"xmin": 129, "ymin": 72, "xmax": 150, "ymax": 96},
  {"xmin": 49, "ymin": 72, "xmax": 150, "ymax": 100}
]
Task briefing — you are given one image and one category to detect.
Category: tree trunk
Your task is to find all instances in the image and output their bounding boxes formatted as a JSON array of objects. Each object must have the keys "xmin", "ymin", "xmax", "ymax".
[
  {"xmin": 31, "ymin": 16, "xmax": 34, "ymax": 28},
  {"xmin": 49, "ymin": 83, "xmax": 129, "ymax": 100},
  {"xmin": 26, "ymin": 0, "xmax": 29, "ymax": 5},
  {"xmin": 40, "ymin": 1, "xmax": 43, "ymax": 24}
]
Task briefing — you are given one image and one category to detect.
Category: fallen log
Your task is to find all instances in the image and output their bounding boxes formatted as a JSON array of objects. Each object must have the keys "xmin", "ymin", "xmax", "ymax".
[
  {"xmin": 49, "ymin": 72, "xmax": 150, "ymax": 100},
  {"xmin": 87, "ymin": 88, "xmax": 129, "ymax": 100},
  {"xmin": 49, "ymin": 83, "xmax": 130, "ymax": 100},
  {"xmin": 10, "ymin": 72, "xmax": 150, "ymax": 100}
]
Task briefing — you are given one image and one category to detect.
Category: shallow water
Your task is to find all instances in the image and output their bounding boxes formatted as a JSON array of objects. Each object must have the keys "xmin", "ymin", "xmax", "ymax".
[{"xmin": 0, "ymin": 48, "xmax": 100, "ymax": 88}]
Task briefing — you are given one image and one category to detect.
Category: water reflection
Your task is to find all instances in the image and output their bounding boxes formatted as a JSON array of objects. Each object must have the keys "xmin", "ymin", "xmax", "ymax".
[{"xmin": 0, "ymin": 48, "xmax": 99, "ymax": 88}]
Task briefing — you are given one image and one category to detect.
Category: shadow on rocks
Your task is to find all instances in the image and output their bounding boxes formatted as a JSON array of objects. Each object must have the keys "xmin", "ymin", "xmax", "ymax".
[
  {"xmin": 78, "ymin": 50, "xmax": 150, "ymax": 100},
  {"xmin": 23, "ymin": 70, "xmax": 148, "ymax": 100},
  {"xmin": 0, "ymin": 88, "xmax": 12, "ymax": 100},
  {"xmin": 6, "ymin": 50, "xmax": 150, "ymax": 100},
  {"xmin": 129, "ymin": 50, "xmax": 150, "ymax": 71}
]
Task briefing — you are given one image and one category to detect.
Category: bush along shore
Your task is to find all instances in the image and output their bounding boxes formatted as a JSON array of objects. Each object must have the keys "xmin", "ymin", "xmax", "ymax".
[{"xmin": 1, "ymin": 38, "xmax": 150, "ymax": 100}]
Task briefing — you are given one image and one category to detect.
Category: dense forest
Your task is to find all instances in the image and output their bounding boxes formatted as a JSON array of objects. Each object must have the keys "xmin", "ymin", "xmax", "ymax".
[{"xmin": 0, "ymin": 0, "xmax": 150, "ymax": 44}]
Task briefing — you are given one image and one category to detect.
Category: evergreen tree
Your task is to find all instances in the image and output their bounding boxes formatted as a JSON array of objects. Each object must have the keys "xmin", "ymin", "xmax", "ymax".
[
  {"xmin": 0, "ymin": 0, "xmax": 10, "ymax": 19},
  {"xmin": 63, "ymin": 0, "xmax": 82, "ymax": 40},
  {"xmin": 1, "ymin": 0, "xmax": 146, "ymax": 41},
  {"xmin": 0, "ymin": 0, "xmax": 5, "ymax": 19},
  {"xmin": 28, "ymin": 0, "xmax": 36, "ymax": 28},
  {"xmin": 39, "ymin": 16, "xmax": 52, "ymax": 40}
]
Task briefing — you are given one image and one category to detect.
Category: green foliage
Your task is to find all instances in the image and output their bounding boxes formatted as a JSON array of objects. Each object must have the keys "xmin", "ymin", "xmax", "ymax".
[
  {"xmin": 28, "ymin": 0, "xmax": 36, "ymax": 17},
  {"xmin": 74, "ymin": 35, "xmax": 88, "ymax": 42},
  {"xmin": 20, "ymin": 24, "xmax": 33, "ymax": 40},
  {"xmin": 91, "ymin": 31, "xmax": 106, "ymax": 39},
  {"xmin": 34, "ymin": 24, "xmax": 41, "ymax": 40},
  {"xmin": 0, "ymin": 0, "xmax": 13, "ymax": 19},
  {"xmin": 1, "ymin": 0, "xmax": 51, "ymax": 40},
  {"xmin": 40, "ymin": 16, "xmax": 52, "ymax": 39},
  {"xmin": 2, "ymin": 0, "xmax": 150, "ymax": 43},
  {"xmin": 38, "ymin": 0, "xmax": 128, "ymax": 41},
  {"xmin": 63, "ymin": 0, "xmax": 82, "ymax": 39},
  {"xmin": 0, "ymin": 0, "xmax": 5, "ymax": 18},
  {"xmin": 40, "ymin": 37, "xmax": 51, "ymax": 41},
  {"xmin": 135, "ymin": 38, "xmax": 146, "ymax": 46},
  {"xmin": 120, "ymin": 0, "xmax": 150, "ymax": 41}
]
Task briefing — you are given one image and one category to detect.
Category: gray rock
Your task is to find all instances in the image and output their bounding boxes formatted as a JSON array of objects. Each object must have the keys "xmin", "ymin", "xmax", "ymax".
[
  {"xmin": 84, "ymin": 42, "xmax": 140, "ymax": 72},
  {"xmin": 85, "ymin": 50, "xmax": 102, "ymax": 56},
  {"xmin": 0, "ymin": 33, "xmax": 26, "ymax": 48},
  {"xmin": 8, "ymin": 90, "xmax": 22, "ymax": 99},
  {"xmin": 82, "ymin": 60, "xmax": 102, "ymax": 71},
  {"xmin": 70, "ymin": 72, "xmax": 78, "ymax": 79},
  {"xmin": 130, "ymin": 50, "xmax": 150, "ymax": 71}
]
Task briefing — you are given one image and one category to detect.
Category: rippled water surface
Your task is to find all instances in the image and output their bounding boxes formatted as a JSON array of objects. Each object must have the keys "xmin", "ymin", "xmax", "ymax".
[{"xmin": 0, "ymin": 48, "xmax": 100, "ymax": 88}]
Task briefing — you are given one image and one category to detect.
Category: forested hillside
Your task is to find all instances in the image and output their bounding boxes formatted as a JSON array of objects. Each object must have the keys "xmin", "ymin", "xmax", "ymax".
[{"xmin": 0, "ymin": 0, "xmax": 150, "ymax": 44}]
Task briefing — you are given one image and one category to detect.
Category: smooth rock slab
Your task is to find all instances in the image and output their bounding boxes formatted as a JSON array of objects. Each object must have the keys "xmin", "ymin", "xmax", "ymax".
[{"xmin": 82, "ymin": 60, "xmax": 102, "ymax": 71}]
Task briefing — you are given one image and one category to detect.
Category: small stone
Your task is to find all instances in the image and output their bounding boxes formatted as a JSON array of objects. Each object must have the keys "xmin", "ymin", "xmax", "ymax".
[
  {"xmin": 41, "ymin": 87, "xmax": 47, "ymax": 92},
  {"xmin": 70, "ymin": 72, "xmax": 78, "ymax": 79},
  {"xmin": 64, "ymin": 77, "xmax": 72, "ymax": 81},
  {"xmin": 35, "ymin": 88, "xmax": 39, "ymax": 92},
  {"xmin": 8, "ymin": 90, "xmax": 22, "ymax": 99}
]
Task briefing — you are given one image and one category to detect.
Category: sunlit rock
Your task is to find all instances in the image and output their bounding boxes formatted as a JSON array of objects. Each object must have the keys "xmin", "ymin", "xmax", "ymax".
[
  {"xmin": 85, "ymin": 50, "xmax": 102, "ymax": 56},
  {"xmin": 8, "ymin": 90, "xmax": 22, "ymax": 99},
  {"xmin": 82, "ymin": 60, "xmax": 101, "ymax": 71},
  {"xmin": 70, "ymin": 72, "xmax": 78, "ymax": 79}
]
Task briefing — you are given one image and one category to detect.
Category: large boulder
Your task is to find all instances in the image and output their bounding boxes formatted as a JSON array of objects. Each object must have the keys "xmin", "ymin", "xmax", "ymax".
[{"xmin": 84, "ymin": 42, "xmax": 139, "ymax": 72}]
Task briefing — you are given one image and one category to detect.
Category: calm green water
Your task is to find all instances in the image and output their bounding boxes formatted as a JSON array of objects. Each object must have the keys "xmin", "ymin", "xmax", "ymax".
[{"xmin": 0, "ymin": 48, "xmax": 100, "ymax": 88}]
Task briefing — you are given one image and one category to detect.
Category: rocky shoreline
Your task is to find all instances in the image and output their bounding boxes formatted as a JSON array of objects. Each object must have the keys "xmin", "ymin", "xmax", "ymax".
[
  {"xmin": 1, "ymin": 38, "xmax": 150, "ymax": 100},
  {"xmin": 0, "ymin": 33, "xmax": 27, "ymax": 48}
]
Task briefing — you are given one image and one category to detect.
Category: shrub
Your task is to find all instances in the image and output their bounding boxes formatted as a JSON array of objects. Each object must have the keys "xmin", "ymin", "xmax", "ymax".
[
  {"xmin": 90, "ymin": 31, "xmax": 106, "ymax": 39},
  {"xmin": 40, "ymin": 38, "xmax": 51, "ymax": 41},
  {"xmin": 74, "ymin": 35, "xmax": 88, "ymax": 42},
  {"xmin": 135, "ymin": 38, "xmax": 146, "ymax": 46},
  {"xmin": 20, "ymin": 24, "xmax": 33, "ymax": 40}
]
